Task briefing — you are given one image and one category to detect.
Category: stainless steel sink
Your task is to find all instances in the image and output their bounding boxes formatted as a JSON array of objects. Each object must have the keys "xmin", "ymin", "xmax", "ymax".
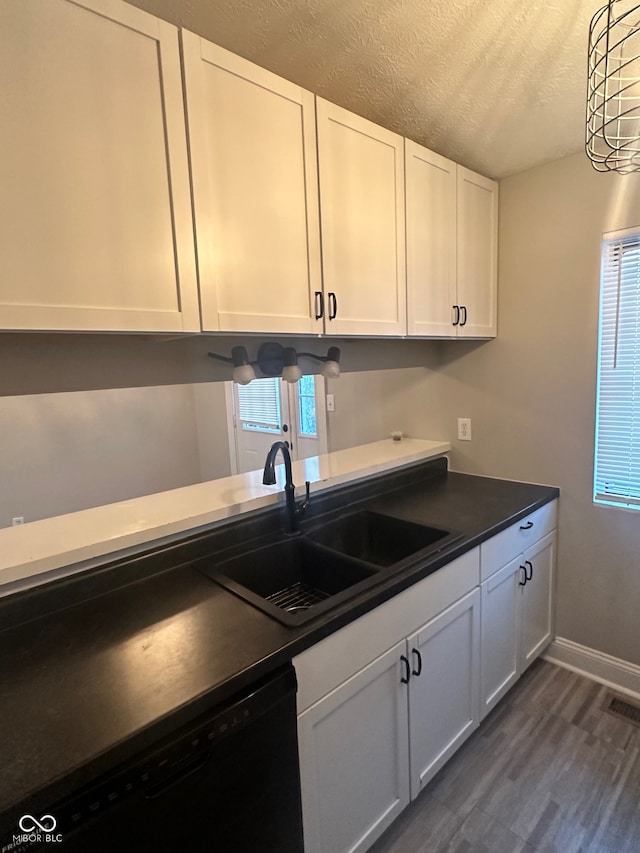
[
  {"xmin": 201, "ymin": 537, "xmax": 378, "ymax": 626},
  {"xmin": 305, "ymin": 510, "xmax": 461, "ymax": 568}
]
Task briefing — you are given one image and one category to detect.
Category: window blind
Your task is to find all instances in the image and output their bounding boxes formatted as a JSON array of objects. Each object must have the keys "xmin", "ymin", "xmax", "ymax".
[
  {"xmin": 236, "ymin": 378, "xmax": 281, "ymax": 432},
  {"xmin": 594, "ymin": 231, "xmax": 640, "ymax": 508}
]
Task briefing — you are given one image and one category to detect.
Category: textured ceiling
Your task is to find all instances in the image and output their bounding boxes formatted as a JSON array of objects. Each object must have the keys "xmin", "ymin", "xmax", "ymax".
[{"xmin": 125, "ymin": 0, "xmax": 605, "ymax": 179}]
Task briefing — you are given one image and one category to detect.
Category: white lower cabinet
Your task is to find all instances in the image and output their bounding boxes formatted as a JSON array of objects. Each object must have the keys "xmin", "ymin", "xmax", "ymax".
[
  {"xmin": 294, "ymin": 549, "xmax": 480, "ymax": 853},
  {"xmin": 295, "ymin": 504, "xmax": 556, "ymax": 853},
  {"xmin": 297, "ymin": 641, "xmax": 410, "ymax": 853},
  {"xmin": 479, "ymin": 555, "xmax": 521, "ymax": 718},
  {"xmin": 520, "ymin": 532, "xmax": 555, "ymax": 670},
  {"xmin": 408, "ymin": 589, "xmax": 480, "ymax": 799},
  {"xmin": 480, "ymin": 504, "xmax": 557, "ymax": 720}
]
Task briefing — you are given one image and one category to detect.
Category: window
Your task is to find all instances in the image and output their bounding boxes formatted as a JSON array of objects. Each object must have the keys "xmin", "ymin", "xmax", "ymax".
[
  {"xmin": 594, "ymin": 228, "xmax": 640, "ymax": 508},
  {"xmin": 236, "ymin": 377, "xmax": 282, "ymax": 434},
  {"xmin": 297, "ymin": 374, "xmax": 317, "ymax": 437}
]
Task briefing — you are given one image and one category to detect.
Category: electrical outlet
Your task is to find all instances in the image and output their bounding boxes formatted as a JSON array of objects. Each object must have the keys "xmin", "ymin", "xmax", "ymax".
[
  {"xmin": 457, "ymin": 418, "xmax": 472, "ymax": 441},
  {"xmin": 326, "ymin": 394, "xmax": 335, "ymax": 412},
  {"xmin": 12, "ymin": 516, "xmax": 24, "ymax": 526}
]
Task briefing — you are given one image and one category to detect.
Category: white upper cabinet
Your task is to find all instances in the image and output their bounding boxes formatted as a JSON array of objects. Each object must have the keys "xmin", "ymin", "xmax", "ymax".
[
  {"xmin": 406, "ymin": 142, "xmax": 498, "ymax": 338},
  {"xmin": 182, "ymin": 33, "xmax": 323, "ymax": 334},
  {"xmin": 316, "ymin": 99, "xmax": 407, "ymax": 337},
  {"xmin": 0, "ymin": 0, "xmax": 199, "ymax": 333},
  {"xmin": 456, "ymin": 166, "xmax": 499, "ymax": 338},
  {"xmin": 405, "ymin": 142, "xmax": 457, "ymax": 336}
]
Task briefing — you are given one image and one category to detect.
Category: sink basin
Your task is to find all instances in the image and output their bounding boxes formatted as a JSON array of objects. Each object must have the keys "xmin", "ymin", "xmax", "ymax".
[
  {"xmin": 306, "ymin": 510, "xmax": 460, "ymax": 568},
  {"xmin": 201, "ymin": 537, "xmax": 378, "ymax": 626}
]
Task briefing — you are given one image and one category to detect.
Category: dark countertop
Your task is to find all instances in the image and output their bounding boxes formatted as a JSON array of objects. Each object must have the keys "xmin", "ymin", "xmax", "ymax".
[{"xmin": 0, "ymin": 459, "xmax": 558, "ymax": 827}]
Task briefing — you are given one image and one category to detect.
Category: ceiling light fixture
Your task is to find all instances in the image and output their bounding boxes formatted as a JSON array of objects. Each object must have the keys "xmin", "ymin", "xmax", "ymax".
[
  {"xmin": 587, "ymin": 0, "xmax": 640, "ymax": 173},
  {"xmin": 208, "ymin": 343, "xmax": 341, "ymax": 385}
]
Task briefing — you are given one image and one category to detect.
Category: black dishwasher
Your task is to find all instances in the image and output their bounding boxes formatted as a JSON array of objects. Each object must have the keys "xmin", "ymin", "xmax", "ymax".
[{"xmin": 2, "ymin": 665, "xmax": 303, "ymax": 853}]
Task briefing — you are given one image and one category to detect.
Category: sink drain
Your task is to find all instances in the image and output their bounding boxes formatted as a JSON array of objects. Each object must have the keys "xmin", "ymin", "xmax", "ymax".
[{"xmin": 266, "ymin": 582, "xmax": 330, "ymax": 612}]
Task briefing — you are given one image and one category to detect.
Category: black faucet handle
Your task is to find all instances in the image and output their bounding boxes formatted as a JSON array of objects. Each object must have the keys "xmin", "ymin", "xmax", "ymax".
[{"xmin": 296, "ymin": 481, "xmax": 311, "ymax": 518}]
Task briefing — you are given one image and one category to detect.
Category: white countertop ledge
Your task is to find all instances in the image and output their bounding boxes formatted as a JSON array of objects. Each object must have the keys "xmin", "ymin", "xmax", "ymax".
[{"xmin": 0, "ymin": 438, "xmax": 450, "ymax": 593}]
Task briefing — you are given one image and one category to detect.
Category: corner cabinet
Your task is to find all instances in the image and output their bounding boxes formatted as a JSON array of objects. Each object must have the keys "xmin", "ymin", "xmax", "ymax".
[
  {"xmin": 295, "ymin": 549, "xmax": 480, "ymax": 853},
  {"xmin": 0, "ymin": 0, "xmax": 199, "ymax": 333},
  {"xmin": 406, "ymin": 141, "xmax": 498, "ymax": 338},
  {"xmin": 181, "ymin": 33, "xmax": 323, "ymax": 334},
  {"xmin": 316, "ymin": 99, "xmax": 407, "ymax": 337}
]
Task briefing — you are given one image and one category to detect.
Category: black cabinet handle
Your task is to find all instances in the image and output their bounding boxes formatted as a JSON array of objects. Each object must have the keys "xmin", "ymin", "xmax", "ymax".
[
  {"xmin": 452, "ymin": 305, "xmax": 460, "ymax": 326},
  {"xmin": 400, "ymin": 655, "xmax": 410, "ymax": 684},
  {"xmin": 519, "ymin": 565, "xmax": 527, "ymax": 586},
  {"xmin": 411, "ymin": 648, "xmax": 423, "ymax": 677},
  {"xmin": 328, "ymin": 292, "xmax": 338, "ymax": 320},
  {"xmin": 525, "ymin": 560, "xmax": 533, "ymax": 581},
  {"xmin": 314, "ymin": 291, "xmax": 324, "ymax": 320},
  {"xmin": 460, "ymin": 305, "xmax": 467, "ymax": 326},
  {"xmin": 520, "ymin": 521, "xmax": 534, "ymax": 530}
]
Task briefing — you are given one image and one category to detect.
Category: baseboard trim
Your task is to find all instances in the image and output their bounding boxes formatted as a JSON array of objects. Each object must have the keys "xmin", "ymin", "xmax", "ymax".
[{"xmin": 544, "ymin": 638, "xmax": 640, "ymax": 701}]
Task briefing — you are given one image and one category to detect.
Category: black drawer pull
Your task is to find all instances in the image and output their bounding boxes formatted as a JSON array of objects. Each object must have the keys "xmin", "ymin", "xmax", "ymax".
[
  {"xmin": 460, "ymin": 305, "xmax": 467, "ymax": 326},
  {"xmin": 314, "ymin": 290, "xmax": 324, "ymax": 320},
  {"xmin": 519, "ymin": 566, "xmax": 527, "ymax": 586},
  {"xmin": 411, "ymin": 648, "xmax": 422, "ymax": 677},
  {"xmin": 525, "ymin": 560, "xmax": 533, "ymax": 581},
  {"xmin": 400, "ymin": 655, "xmax": 410, "ymax": 684},
  {"xmin": 452, "ymin": 305, "xmax": 460, "ymax": 326},
  {"xmin": 520, "ymin": 521, "xmax": 534, "ymax": 530}
]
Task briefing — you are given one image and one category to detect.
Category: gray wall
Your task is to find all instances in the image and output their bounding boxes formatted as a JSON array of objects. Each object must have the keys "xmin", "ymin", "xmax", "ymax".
[
  {"xmin": 419, "ymin": 152, "xmax": 640, "ymax": 666},
  {"xmin": 0, "ymin": 385, "xmax": 205, "ymax": 526}
]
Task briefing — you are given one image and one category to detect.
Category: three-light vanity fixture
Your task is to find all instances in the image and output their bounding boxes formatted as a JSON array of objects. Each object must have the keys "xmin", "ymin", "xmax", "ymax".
[{"xmin": 208, "ymin": 342, "xmax": 341, "ymax": 385}]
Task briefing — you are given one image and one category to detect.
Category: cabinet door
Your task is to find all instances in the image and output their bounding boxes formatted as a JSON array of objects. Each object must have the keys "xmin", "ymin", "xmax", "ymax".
[
  {"xmin": 0, "ymin": 0, "xmax": 199, "ymax": 333},
  {"xmin": 520, "ymin": 531, "xmax": 555, "ymax": 671},
  {"xmin": 297, "ymin": 642, "xmax": 409, "ymax": 853},
  {"xmin": 405, "ymin": 141, "xmax": 457, "ymax": 337},
  {"xmin": 316, "ymin": 99, "xmax": 406, "ymax": 336},
  {"xmin": 182, "ymin": 35, "xmax": 322, "ymax": 334},
  {"xmin": 480, "ymin": 556, "xmax": 522, "ymax": 720},
  {"xmin": 456, "ymin": 166, "xmax": 498, "ymax": 338},
  {"xmin": 407, "ymin": 589, "xmax": 480, "ymax": 800}
]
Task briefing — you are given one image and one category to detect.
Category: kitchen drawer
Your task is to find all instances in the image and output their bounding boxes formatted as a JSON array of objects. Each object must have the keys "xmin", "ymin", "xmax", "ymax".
[
  {"xmin": 294, "ymin": 547, "xmax": 479, "ymax": 713},
  {"xmin": 480, "ymin": 499, "xmax": 557, "ymax": 582}
]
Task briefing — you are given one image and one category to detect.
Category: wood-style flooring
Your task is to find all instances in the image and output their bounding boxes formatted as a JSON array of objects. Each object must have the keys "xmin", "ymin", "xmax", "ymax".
[{"xmin": 370, "ymin": 660, "xmax": 640, "ymax": 853}]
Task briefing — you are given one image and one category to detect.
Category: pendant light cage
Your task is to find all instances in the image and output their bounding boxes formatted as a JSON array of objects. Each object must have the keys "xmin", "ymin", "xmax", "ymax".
[{"xmin": 587, "ymin": 0, "xmax": 640, "ymax": 173}]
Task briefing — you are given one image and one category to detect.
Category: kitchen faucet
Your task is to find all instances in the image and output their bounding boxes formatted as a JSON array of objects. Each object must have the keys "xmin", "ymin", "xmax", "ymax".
[{"xmin": 262, "ymin": 441, "xmax": 310, "ymax": 535}]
